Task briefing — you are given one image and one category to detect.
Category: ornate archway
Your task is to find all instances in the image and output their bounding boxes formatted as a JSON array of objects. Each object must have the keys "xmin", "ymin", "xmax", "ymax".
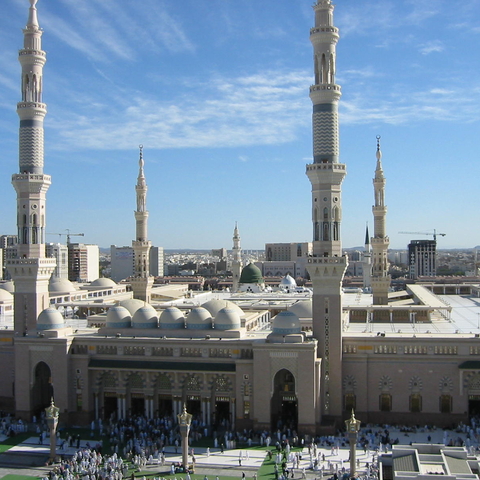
[
  {"xmin": 31, "ymin": 361, "xmax": 53, "ymax": 417},
  {"xmin": 270, "ymin": 369, "xmax": 298, "ymax": 432}
]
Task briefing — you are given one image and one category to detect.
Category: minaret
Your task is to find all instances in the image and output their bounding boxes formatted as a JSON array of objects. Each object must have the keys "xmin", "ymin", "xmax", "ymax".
[
  {"xmin": 363, "ymin": 224, "xmax": 372, "ymax": 290},
  {"xmin": 371, "ymin": 136, "xmax": 390, "ymax": 306},
  {"xmin": 7, "ymin": 0, "xmax": 56, "ymax": 333},
  {"xmin": 305, "ymin": 0, "xmax": 348, "ymax": 421},
  {"xmin": 231, "ymin": 223, "xmax": 242, "ymax": 292},
  {"xmin": 130, "ymin": 145, "xmax": 154, "ymax": 303}
]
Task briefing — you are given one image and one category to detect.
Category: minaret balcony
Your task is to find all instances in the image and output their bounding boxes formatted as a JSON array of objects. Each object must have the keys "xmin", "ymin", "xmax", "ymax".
[
  {"xmin": 306, "ymin": 163, "xmax": 345, "ymax": 172},
  {"xmin": 307, "ymin": 256, "xmax": 347, "ymax": 266},
  {"xmin": 12, "ymin": 173, "xmax": 50, "ymax": 182},
  {"xmin": 310, "ymin": 84, "xmax": 340, "ymax": 93},
  {"xmin": 310, "ymin": 26, "xmax": 338, "ymax": 35},
  {"xmin": 19, "ymin": 49, "xmax": 46, "ymax": 57}
]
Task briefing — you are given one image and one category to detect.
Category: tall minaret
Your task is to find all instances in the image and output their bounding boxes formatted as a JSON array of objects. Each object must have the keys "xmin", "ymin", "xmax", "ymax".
[
  {"xmin": 7, "ymin": 0, "xmax": 56, "ymax": 333},
  {"xmin": 130, "ymin": 145, "xmax": 154, "ymax": 303},
  {"xmin": 305, "ymin": 0, "xmax": 348, "ymax": 421},
  {"xmin": 371, "ymin": 136, "xmax": 390, "ymax": 306},
  {"xmin": 363, "ymin": 224, "xmax": 372, "ymax": 290},
  {"xmin": 231, "ymin": 223, "xmax": 242, "ymax": 292}
]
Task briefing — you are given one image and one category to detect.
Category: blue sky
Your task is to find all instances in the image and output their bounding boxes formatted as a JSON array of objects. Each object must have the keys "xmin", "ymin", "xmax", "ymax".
[{"xmin": 0, "ymin": 0, "xmax": 479, "ymax": 250}]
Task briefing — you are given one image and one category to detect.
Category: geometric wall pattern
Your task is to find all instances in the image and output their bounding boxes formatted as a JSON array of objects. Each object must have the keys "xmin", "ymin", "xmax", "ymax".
[
  {"xmin": 313, "ymin": 112, "xmax": 339, "ymax": 157},
  {"xmin": 20, "ymin": 127, "xmax": 44, "ymax": 170}
]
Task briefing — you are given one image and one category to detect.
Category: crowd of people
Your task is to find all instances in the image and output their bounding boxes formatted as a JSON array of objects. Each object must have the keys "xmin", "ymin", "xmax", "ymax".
[{"xmin": 16, "ymin": 414, "xmax": 480, "ymax": 480}]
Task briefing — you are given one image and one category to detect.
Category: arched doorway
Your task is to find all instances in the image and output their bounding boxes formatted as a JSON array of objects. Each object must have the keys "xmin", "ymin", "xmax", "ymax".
[
  {"xmin": 270, "ymin": 369, "xmax": 298, "ymax": 432},
  {"xmin": 31, "ymin": 362, "xmax": 53, "ymax": 417},
  {"xmin": 468, "ymin": 374, "xmax": 480, "ymax": 416}
]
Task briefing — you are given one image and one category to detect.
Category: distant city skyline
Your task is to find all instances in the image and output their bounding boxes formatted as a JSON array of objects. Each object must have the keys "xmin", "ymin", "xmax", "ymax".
[{"xmin": 0, "ymin": 0, "xmax": 479, "ymax": 250}]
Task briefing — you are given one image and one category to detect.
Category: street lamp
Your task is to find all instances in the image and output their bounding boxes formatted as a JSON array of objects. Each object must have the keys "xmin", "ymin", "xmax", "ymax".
[
  {"xmin": 177, "ymin": 403, "xmax": 193, "ymax": 470},
  {"xmin": 45, "ymin": 398, "xmax": 60, "ymax": 461},
  {"xmin": 345, "ymin": 409, "xmax": 361, "ymax": 478}
]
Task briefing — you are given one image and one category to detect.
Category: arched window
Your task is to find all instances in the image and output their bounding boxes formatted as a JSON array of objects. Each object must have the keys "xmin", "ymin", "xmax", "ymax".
[
  {"xmin": 439, "ymin": 394, "xmax": 452, "ymax": 413},
  {"xmin": 409, "ymin": 394, "xmax": 422, "ymax": 413},
  {"xmin": 344, "ymin": 394, "xmax": 356, "ymax": 412},
  {"xmin": 379, "ymin": 393, "xmax": 391, "ymax": 412}
]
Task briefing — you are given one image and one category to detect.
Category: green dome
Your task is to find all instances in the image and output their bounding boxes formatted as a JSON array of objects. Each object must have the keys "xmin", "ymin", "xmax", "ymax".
[{"xmin": 239, "ymin": 263, "xmax": 263, "ymax": 284}]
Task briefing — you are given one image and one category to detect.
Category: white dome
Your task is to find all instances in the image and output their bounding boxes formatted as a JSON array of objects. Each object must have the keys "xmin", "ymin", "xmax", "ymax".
[
  {"xmin": 0, "ymin": 281, "xmax": 14, "ymax": 293},
  {"xmin": 186, "ymin": 307, "xmax": 212, "ymax": 330},
  {"xmin": 214, "ymin": 307, "xmax": 241, "ymax": 331},
  {"xmin": 106, "ymin": 305, "xmax": 132, "ymax": 328},
  {"xmin": 37, "ymin": 308, "xmax": 64, "ymax": 330},
  {"xmin": 280, "ymin": 274, "xmax": 297, "ymax": 287},
  {"xmin": 272, "ymin": 310, "xmax": 301, "ymax": 335},
  {"xmin": 288, "ymin": 299, "xmax": 312, "ymax": 319},
  {"xmin": 118, "ymin": 299, "xmax": 145, "ymax": 316},
  {"xmin": 132, "ymin": 305, "xmax": 158, "ymax": 329},
  {"xmin": 202, "ymin": 299, "xmax": 245, "ymax": 318},
  {"xmin": 90, "ymin": 278, "xmax": 116, "ymax": 288},
  {"xmin": 0, "ymin": 289, "xmax": 13, "ymax": 302},
  {"xmin": 159, "ymin": 307, "xmax": 185, "ymax": 329},
  {"xmin": 49, "ymin": 277, "xmax": 77, "ymax": 294}
]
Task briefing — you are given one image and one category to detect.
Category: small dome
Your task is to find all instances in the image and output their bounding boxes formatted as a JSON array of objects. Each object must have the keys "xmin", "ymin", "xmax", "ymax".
[
  {"xmin": 239, "ymin": 263, "xmax": 263, "ymax": 284},
  {"xmin": 159, "ymin": 307, "xmax": 185, "ymax": 329},
  {"xmin": 214, "ymin": 307, "xmax": 241, "ymax": 331},
  {"xmin": 288, "ymin": 299, "xmax": 312, "ymax": 319},
  {"xmin": 37, "ymin": 308, "xmax": 64, "ymax": 330},
  {"xmin": 202, "ymin": 299, "xmax": 244, "ymax": 318},
  {"xmin": 118, "ymin": 299, "xmax": 145, "ymax": 316},
  {"xmin": 280, "ymin": 275, "xmax": 297, "ymax": 287},
  {"xmin": 49, "ymin": 277, "xmax": 77, "ymax": 294},
  {"xmin": 0, "ymin": 289, "xmax": 13, "ymax": 302},
  {"xmin": 272, "ymin": 311, "xmax": 301, "ymax": 335},
  {"xmin": 0, "ymin": 281, "xmax": 14, "ymax": 293},
  {"xmin": 186, "ymin": 307, "xmax": 212, "ymax": 330},
  {"xmin": 132, "ymin": 305, "xmax": 158, "ymax": 329},
  {"xmin": 106, "ymin": 306, "xmax": 132, "ymax": 328},
  {"xmin": 90, "ymin": 278, "xmax": 116, "ymax": 288}
]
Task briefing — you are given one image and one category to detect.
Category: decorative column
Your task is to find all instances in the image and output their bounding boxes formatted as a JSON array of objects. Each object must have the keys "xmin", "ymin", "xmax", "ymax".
[
  {"xmin": 345, "ymin": 410, "xmax": 361, "ymax": 478},
  {"xmin": 45, "ymin": 399, "xmax": 60, "ymax": 461},
  {"xmin": 177, "ymin": 404, "xmax": 193, "ymax": 469},
  {"xmin": 94, "ymin": 392, "xmax": 99, "ymax": 420}
]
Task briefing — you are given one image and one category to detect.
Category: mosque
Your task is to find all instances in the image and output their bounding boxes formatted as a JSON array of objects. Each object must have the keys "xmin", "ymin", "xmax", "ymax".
[{"xmin": 2, "ymin": 0, "xmax": 480, "ymax": 435}]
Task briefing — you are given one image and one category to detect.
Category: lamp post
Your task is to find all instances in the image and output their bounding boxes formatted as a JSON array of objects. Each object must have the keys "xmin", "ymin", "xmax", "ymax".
[
  {"xmin": 45, "ymin": 398, "xmax": 60, "ymax": 461},
  {"xmin": 345, "ymin": 409, "xmax": 361, "ymax": 478},
  {"xmin": 177, "ymin": 403, "xmax": 193, "ymax": 470}
]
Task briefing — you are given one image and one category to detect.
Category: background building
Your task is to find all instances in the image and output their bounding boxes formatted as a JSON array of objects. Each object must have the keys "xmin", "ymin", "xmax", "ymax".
[
  {"xmin": 408, "ymin": 240, "xmax": 437, "ymax": 278},
  {"xmin": 266, "ymin": 242, "xmax": 312, "ymax": 261},
  {"xmin": 68, "ymin": 243, "xmax": 99, "ymax": 282},
  {"xmin": 46, "ymin": 243, "xmax": 69, "ymax": 279}
]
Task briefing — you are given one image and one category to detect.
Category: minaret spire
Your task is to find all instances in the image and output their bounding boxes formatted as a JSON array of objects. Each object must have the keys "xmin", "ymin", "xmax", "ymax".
[
  {"xmin": 371, "ymin": 136, "xmax": 391, "ymax": 307},
  {"xmin": 363, "ymin": 223, "xmax": 372, "ymax": 290},
  {"xmin": 7, "ymin": 0, "xmax": 56, "ymax": 333},
  {"xmin": 305, "ymin": 0, "xmax": 348, "ymax": 421},
  {"xmin": 131, "ymin": 145, "xmax": 153, "ymax": 302},
  {"xmin": 231, "ymin": 223, "xmax": 242, "ymax": 293}
]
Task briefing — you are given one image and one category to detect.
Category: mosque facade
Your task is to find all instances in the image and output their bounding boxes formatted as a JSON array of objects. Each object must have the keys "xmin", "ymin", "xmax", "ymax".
[{"xmin": 2, "ymin": 0, "xmax": 480, "ymax": 435}]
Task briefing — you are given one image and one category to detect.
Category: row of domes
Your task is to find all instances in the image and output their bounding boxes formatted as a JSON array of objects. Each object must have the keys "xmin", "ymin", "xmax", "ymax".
[
  {"xmin": 106, "ymin": 305, "xmax": 242, "ymax": 330},
  {"xmin": 106, "ymin": 298, "xmax": 245, "ymax": 331}
]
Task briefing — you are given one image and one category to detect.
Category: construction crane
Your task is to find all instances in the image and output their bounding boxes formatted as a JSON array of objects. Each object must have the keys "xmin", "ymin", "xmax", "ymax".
[
  {"xmin": 398, "ymin": 229, "xmax": 446, "ymax": 241},
  {"xmin": 47, "ymin": 230, "xmax": 85, "ymax": 245}
]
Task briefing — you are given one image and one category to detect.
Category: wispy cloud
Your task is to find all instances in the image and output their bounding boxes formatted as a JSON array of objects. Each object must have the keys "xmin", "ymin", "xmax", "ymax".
[
  {"xmin": 419, "ymin": 40, "xmax": 444, "ymax": 55},
  {"xmin": 404, "ymin": 0, "xmax": 441, "ymax": 24},
  {"xmin": 48, "ymin": 69, "xmax": 312, "ymax": 152},
  {"xmin": 342, "ymin": 83, "xmax": 480, "ymax": 125}
]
